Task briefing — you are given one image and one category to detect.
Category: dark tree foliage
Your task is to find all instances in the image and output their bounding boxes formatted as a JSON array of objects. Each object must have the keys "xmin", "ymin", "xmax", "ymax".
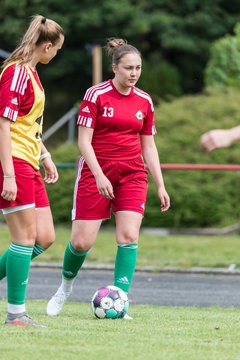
[{"xmin": 1, "ymin": 0, "xmax": 240, "ymax": 119}]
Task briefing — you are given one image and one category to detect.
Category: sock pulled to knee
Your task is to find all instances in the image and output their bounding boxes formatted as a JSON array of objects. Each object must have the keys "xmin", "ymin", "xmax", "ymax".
[
  {"xmin": 62, "ymin": 242, "xmax": 88, "ymax": 280},
  {"xmin": 7, "ymin": 243, "xmax": 33, "ymax": 305},
  {"xmin": 114, "ymin": 243, "xmax": 138, "ymax": 293},
  {"xmin": 0, "ymin": 243, "xmax": 46, "ymax": 281}
]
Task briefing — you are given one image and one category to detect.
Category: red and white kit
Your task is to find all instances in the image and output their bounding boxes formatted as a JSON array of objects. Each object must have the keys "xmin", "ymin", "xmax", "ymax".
[
  {"xmin": 0, "ymin": 63, "xmax": 49, "ymax": 209},
  {"xmin": 73, "ymin": 80, "xmax": 156, "ymax": 220}
]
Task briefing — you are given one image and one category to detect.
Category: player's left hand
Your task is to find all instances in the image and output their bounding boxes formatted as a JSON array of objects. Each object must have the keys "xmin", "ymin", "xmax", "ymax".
[
  {"xmin": 158, "ymin": 187, "xmax": 170, "ymax": 212},
  {"xmin": 42, "ymin": 157, "xmax": 59, "ymax": 184}
]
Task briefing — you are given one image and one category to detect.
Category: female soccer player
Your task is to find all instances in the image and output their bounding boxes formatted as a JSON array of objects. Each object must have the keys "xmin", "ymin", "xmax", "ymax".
[
  {"xmin": 0, "ymin": 15, "xmax": 64, "ymax": 326},
  {"xmin": 47, "ymin": 38, "xmax": 170, "ymax": 319}
]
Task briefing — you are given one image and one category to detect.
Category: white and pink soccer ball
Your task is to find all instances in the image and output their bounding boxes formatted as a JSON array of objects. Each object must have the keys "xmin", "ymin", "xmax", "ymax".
[{"xmin": 91, "ymin": 285, "xmax": 129, "ymax": 319}]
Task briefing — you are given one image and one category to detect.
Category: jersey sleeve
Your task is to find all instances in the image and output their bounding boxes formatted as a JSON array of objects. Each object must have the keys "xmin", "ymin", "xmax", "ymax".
[
  {"xmin": 139, "ymin": 100, "xmax": 157, "ymax": 136},
  {"xmin": 0, "ymin": 64, "xmax": 30, "ymax": 122},
  {"xmin": 77, "ymin": 98, "xmax": 98, "ymax": 128}
]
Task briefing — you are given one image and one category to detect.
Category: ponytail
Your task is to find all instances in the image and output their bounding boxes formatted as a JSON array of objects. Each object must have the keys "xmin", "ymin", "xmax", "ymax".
[{"xmin": 2, "ymin": 15, "xmax": 64, "ymax": 68}]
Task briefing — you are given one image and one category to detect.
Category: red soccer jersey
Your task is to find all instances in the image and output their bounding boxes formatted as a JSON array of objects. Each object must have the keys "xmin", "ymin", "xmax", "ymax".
[
  {"xmin": 0, "ymin": 63, "xmax": 43, "ymax": 121},
  {"xmin": 77, "ymin": 80, "xmax": 156, "ymax": 160},
  {"xmin": 0, "ymin": 63, "xmax": 45, "ymax": 169}
]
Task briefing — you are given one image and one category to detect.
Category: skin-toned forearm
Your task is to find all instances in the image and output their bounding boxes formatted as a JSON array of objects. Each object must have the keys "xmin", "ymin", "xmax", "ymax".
[
  {"xmin": 144, "ymin": 146, "xmax": 166, "ymax": 189},
  {"xmin": 141, "ymin": 135, "xmax": 170, "ymax": 212},
  {"xmin": 78, "ymin": 126, "xmax": 114, "ymax": 199},
  {"xmin": 0, "ymin": 117, "xmax": 15, "ymax": 176},
  {"xmin": 78, "ymin": 138, "xmax": 104, "ymax": 178},
  {"xmin": 78, "ymin": 127, "xmax": 104, "ymax": 178},
  {"xmin": 141, "ymin": 136, "xmax": 165, "ymax": 189},
  {"xmin": 201, "ymin": 125, "xmax": 240, "ymax": 152},
  {"xmin": 228, "ymin": 126, "xmax": 240, "ymax": 143},
  {"xmin": 41, "ymin": 143, "xmax": 48, "ymax": 155}
]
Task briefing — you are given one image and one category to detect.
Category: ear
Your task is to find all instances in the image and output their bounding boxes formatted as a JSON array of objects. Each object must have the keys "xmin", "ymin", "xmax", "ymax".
[
  {"xmin": 112, "ymin": 63, "xmax": 117, "ymax": 73},
  {"xmin": 44, "ymin": 42, "xmax": 53, "ymax": 52}
]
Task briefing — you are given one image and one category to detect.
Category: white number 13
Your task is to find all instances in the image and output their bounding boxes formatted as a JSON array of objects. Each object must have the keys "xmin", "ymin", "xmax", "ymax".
[{"xmin": 103, "ymin": 107, "xmax": 114, "ymax": 117}]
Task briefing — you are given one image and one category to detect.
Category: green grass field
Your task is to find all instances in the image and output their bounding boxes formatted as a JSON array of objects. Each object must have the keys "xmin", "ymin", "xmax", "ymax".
[
  {"xmin": 1, "ymin": 223, "xmax": 239, "ymax": 269},
  {"xmin": 1, "ymin": 224, "xmax": 240, "ymax": 359},
  {"xmin": 0, "ymin": 301, "xmax": 240, "ymax": 360}
]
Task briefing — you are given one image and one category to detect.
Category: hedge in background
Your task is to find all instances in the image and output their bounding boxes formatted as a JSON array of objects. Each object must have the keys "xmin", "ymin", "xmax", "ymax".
[
  {"xmin": 144, "ymin": 87, "xmax": 240, "ymax": 228},
  {"xmin": 46, "ymin": 87, "xmax": 240, "ymax": 227}
]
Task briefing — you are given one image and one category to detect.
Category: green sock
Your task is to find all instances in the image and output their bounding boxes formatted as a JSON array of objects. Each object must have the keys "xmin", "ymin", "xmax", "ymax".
[
  {"xmin": 0, "ymin": 244, "xmax": 45, "ymax": 281},
  {"xmin": 62, "ymin": 242, "xmax": 88, "ymax": 280},
  {"xmin": 114, "ymin": 243, "xmax": 138, "ymax": 293},
  {"xmin": 7, "ymin": 243, "xmax": 33, "ymax": 305},
  {"xmin": 0, "ymin": 250, "xmax": 8, "ymax": 280},
  {"xmin": 32, "ymin": 244, "xmax": 45, "ymax": 259}
]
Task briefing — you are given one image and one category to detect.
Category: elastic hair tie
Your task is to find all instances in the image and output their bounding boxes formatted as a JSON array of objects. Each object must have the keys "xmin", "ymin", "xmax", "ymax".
[{"xmin": 41, "ymin": 17, "xmax": 47, "ymax": 24}]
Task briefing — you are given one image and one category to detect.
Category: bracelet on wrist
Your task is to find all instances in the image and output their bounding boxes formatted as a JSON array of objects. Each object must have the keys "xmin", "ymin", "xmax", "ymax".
[
  {"xmin": 3, "ymin": 175, "xmax": 15, "ymax": 178},
  {"xmin": 40, "ymin": 152, "xmax": 51, "ymax": 162}
]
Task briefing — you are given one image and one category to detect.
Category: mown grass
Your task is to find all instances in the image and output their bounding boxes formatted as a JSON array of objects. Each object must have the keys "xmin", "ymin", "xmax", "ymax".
[
  {"xmin": 1, "ymin": 225, "xmax": 240, "ymax": 359},
  {"xmin": 0, "ymin": 223, "xmax": 240, "ymax": 269},
  {"xmin": 0, "ymin": 301, "xmax": 240, "ymax": 360}
]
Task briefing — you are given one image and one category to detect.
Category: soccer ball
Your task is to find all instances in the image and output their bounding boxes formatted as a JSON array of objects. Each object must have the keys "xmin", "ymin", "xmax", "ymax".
[{"xmin": 91, "ymin": 285, "xmax": 129, "ymax": 319}]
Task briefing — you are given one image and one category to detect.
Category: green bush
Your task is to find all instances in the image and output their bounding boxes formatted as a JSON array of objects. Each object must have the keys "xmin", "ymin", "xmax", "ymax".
[
  {"xmin": 143, "ymin": 87, "xmax": 240, "ymax": 228},
  {"xmin": 43, "ymin": 142, "xmax": 79, "ymax": 224},
  {"xmin": 46, "ymin": 88, "xmax": 240, "ymax": 227},
  {"xmin": 137, "ymin": 53, "xmax": 182, "ymax": 103},
  {"xmin": 205, "ymin": 23, "xmax": 240, "ymax": 88}
]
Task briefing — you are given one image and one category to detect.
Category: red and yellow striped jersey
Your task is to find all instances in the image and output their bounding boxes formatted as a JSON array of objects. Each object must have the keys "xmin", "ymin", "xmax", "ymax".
[{"xmin": 0, "ymin": 63, "xmax": 45, "ymax": 169}]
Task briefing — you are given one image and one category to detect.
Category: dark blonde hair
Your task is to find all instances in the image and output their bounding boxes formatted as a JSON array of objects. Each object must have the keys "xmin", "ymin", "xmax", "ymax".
[
  {"xmin": 105, "ymin": 37, "xmax": 141, "ymax": 65},
  {"xmin": 2, "ymin": 15, "xmax": 64, "ymax": 68}
]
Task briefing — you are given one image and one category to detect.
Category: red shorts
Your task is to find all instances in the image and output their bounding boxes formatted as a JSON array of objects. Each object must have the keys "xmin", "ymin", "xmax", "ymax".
[
  {"xmin": 0, "ymin": 157, "xmax": 49, "ymax": 210},
  {"xmin": 72, "ymin": 156, "xmax": 148, "ymax": 220}
]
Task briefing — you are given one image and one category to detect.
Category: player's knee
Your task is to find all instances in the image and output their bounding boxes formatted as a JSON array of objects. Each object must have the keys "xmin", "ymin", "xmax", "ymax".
[
  {"xmin": 118, "ymin": 231, "xmax": 138, "ymax": 245},
  {"xmin": 23, "ymin": 228, "xmax": 38, "ymax": 246},
  {"xmin": 44, "ymin": 229, "xmax": 55, "ymax": 249},
  {"xmin": 71, "ymin": 237, "xmax": 91, "ymax": 252},
  {"xmin": 36, "ymin": 228, "xmax": 55, "ymax": 249}
]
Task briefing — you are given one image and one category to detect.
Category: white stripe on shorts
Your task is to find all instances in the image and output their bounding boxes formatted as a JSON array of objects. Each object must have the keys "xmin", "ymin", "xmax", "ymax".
[{"xmin": 2, "ymin": 203, "xmax": 35, "ymax": 215}]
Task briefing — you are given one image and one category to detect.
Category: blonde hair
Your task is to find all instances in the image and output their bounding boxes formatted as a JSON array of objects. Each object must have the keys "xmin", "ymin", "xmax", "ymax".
[
  {"xmin": 2, "ymin": 15, "xmax": 64, "ymax": 68},
  {"xmin": 105, "ymin": 37, "xmax": 141, "ymax": 65}
]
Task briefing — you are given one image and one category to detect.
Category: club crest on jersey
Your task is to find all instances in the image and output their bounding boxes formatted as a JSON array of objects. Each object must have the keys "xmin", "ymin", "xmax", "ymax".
[{"xmin": 135, "ymin": 110, "xmax": 144, "ymax": 121}]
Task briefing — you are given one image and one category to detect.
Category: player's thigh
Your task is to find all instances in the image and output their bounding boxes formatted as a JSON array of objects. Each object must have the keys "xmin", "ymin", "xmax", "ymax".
[
  {"xmin": 115, "ymin": 211, "xmax": 143, "ymax": 245},
  {"xmin": 4, "ymin": 207, "xmax": 37, "ymax": 245},
  {"xmin": 71, "ymin": 219, "xmax": 102, "ymax": 251},
  {"xmin": 35, "ymin": 206, "xmax": 55, "ymax": 248}
]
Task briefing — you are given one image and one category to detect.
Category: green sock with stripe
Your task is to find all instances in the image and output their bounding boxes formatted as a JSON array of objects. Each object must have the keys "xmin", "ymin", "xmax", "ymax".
[
  {"xmin": 114, "ymin": 243, "xmax": 138, "ymax": 293},
  {"xmin": 31, "ymin": 244, "xmax": 45, "ymax": 259},
  {"xmin": 7, "ymin": 243, "xmax": 33, "ymax": 305},
  {"xmin": 0, "ymin": 250, "xmax": 8, "ymax": 280},
  {"xmin": 62, "ymin": 242, "xmax": 88, "ymax": 280},
  {"xmin": 0, "ymin": 244, "xmax": 45, "ymax": 280}
]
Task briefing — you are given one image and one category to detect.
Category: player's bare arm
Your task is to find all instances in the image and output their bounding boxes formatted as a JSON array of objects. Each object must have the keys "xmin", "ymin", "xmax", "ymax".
[
  {"xmin": 78, "ymin": 126, "xmax": 114, "ymax": 199},
  {"xmin": 140, "ymin": 135, "xmax": 170, "ymax": 212}
]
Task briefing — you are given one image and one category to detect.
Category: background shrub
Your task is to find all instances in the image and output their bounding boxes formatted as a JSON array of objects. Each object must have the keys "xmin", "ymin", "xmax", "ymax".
[{"xmin": 47, "ymin": 88, "xmax": 240, "ymax": 228}]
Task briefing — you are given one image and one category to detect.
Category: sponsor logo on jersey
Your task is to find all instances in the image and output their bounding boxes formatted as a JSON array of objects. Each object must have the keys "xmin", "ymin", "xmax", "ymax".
[
  {"xmin": 82, "ymin": 106, "xmax": 90, "ymax": 113},
  {"xmin": 11, "ymin": 97, "xmax": 18, "ymax": 105},
  {"xmin": 135, "ymin": 110, "xmax": 144, "ymax": 121}
]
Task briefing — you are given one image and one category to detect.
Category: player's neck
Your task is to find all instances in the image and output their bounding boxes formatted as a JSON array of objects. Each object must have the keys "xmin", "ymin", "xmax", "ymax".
[
  {"xmin": 112, "ymin": 79, "xmax": 131, "ymax": 95},
  {"xmin": 27, "ymin": 61, "xmax": 37, "ymax": 71}
]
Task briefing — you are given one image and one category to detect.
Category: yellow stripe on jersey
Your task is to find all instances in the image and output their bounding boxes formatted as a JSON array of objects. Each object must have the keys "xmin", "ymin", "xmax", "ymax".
[{"xmin": 7, "ymin": 64, "xmax": 45, "ymax": 170}]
